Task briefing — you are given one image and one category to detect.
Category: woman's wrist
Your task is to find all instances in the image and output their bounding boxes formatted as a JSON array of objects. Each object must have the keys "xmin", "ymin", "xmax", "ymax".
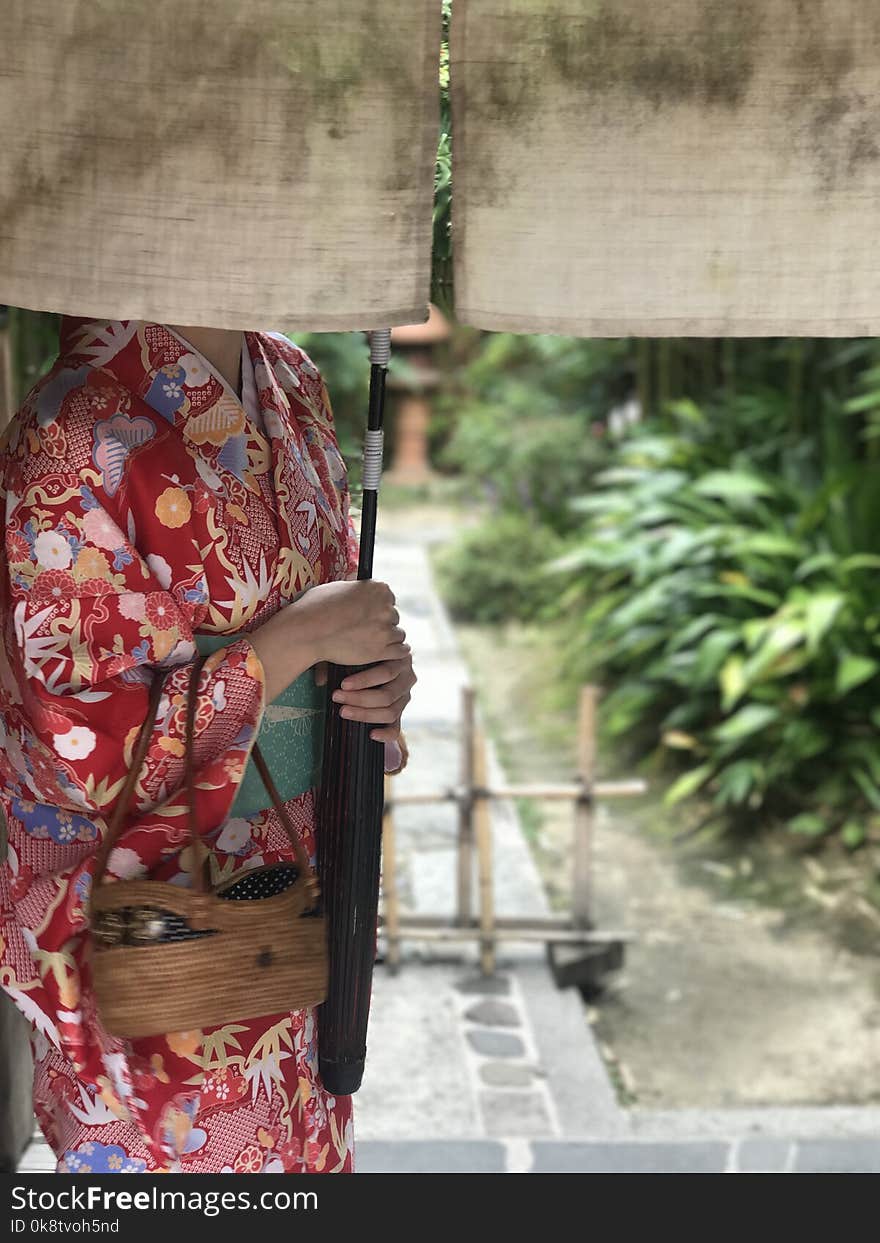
[{"xmin": 248, "ymin": 606, "xmax": 322, "ymax": 703}]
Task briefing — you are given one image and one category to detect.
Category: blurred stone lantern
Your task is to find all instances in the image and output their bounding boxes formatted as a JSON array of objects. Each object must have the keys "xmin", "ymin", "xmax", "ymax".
[{"xmin": 386, "ymin": 302, "xmax": 451, "ymax": 485}]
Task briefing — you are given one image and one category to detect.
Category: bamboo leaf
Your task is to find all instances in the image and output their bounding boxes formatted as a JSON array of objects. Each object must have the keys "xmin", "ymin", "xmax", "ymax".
[
  {"xmin": 836, "ymin": 653, "xmax": 879, "ymax": 695},
  {"xmin": 804, "ymin": 593, "xmax": 844, "ymax": 652},
  {"xmin": 664, "ymin": 763, "xmax": 714, "ymax": 806},
  {"xmin": 692, "ymin": 471, "xmax": 774, "ymax": 501},
  {"xmin": 787, "ymin": 813, "xmax": 828, "ymax": 837},
  {"xmin": 719, "ymin": 655, "xmax": 747, "ymax": 710}
]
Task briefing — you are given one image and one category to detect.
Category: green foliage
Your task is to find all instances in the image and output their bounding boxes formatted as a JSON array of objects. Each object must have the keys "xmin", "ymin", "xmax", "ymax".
[
  {"xmin": 432, "ymin": 0, "xmax": 453, "ymax": 317},
  {"xmin": 553, "ymin": 391, "xmax": 880, "ymax": 843},
  {"xmin": 436, "ymin": 333, "xmax": 623, "ymax": 529},
  {"xmin": 440, "ymin": 400, "xmax": 606, "ymax": 532},
  {"xmin": 8, "ymin": 309, "xmax": 60, "ymax": 403},
  {"xmin": 434, "ymin": 332, "xmax": 625, "ymax": 622},
  {"xmin": 434, "ymin": 510, "xmax": 563, "ymax": 624},
  {"xmin": 289, "ymin": 330, "xmax": 371, "ymax": 464}
]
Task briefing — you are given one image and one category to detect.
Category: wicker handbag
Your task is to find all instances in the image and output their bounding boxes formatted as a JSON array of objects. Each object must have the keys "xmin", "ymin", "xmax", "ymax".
[{"xmin": 89, "ymin": 656, "xmax": 328, "ymax": 1038}]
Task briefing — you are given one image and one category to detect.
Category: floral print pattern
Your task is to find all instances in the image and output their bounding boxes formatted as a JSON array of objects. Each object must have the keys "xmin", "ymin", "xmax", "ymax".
[{"xmin": 0, "ymin": 318, "xmax": 361, "ymax": 1173}]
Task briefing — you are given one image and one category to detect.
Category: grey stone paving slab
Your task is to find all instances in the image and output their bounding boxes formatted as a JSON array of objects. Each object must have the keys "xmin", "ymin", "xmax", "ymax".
[
  {"xmin": 629, "ymin": 1106, "xmax": 880, "ymax": 1141},
  {"xmin": 531, "ymin": 1141, "xmax": 729, "ymax": 1174},
  {"xmin": 411, "ymin": 848, "xmax": 458, "ymax": 915},
  {"xmin": 796, "ymin": 1140, "xmax": 880, "ymax": 1174},
  {"xmin": 16, "ymin": 1140, "xmax": 54, "ymax": 1173},
  {"xmin": 481, "ymin": 1092, "xmax": 555, "ymax": 1139},
  {"xmin": 464, "ymin": 999, "xmax": 520, "ymax": 1027},
  {"xmin": 358, "ymin": 964, "xmax": 480, "ymax": 1140},
  {"xmin": 355, "ymin": 1140, "xmax": 506, "ymax": 1174},
  {"xmin": 736, "ymin": 1139, "xmax": 794, "ymax": 1173},
  {"xmin": 456, "ymin": 973, "xmax": 512, "ymax": 996},
  {"xmin": 516, "ymin": 959, "xmax": 626, "ymax": 1139},
  {"xmin": 480, "ymin": 1063, "xmax": 536, "ymax": 1088},
  {"xmin": 466, "ymin": 1030, "xmax": 526, "ymax": 1058}
]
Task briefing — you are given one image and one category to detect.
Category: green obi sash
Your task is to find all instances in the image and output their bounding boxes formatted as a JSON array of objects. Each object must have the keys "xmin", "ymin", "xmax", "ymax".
[{"xmin": 195, "ymin": 633, "xmax": 326, "ymax": 818}]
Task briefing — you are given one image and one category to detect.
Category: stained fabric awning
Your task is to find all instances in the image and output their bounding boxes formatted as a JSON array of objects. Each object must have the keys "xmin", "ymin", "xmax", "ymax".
[
  {"xmin": 5, "ymin": 2, "xmax": 880, "ymax": 339},
  {"xmin": 451, "ymin": 1, "xmax": 880, "ymax": 337},
  {"xmin": 0, "ymin": 0, "xmax": 441, "ymax": 331}
]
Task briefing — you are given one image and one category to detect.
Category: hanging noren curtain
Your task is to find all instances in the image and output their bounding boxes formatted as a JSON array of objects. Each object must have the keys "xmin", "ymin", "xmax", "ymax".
[
  {"xmin": 451, "ymin": 0, "xmax": 880, "ymax": 336},
  {"xmin": 0, "ymin": 0, "xmax": 440, "ymax": 331}
]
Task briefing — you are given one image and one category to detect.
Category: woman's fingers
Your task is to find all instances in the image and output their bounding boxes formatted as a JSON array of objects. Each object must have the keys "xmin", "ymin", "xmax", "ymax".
[
  {"xmin": 375, "ymin": 725, "xmax": 402, "ymax": 749},
  {"xmin": 334, "ymin": 665, "xmax": 416, "ymax": 705},
  {"xmin": 382, "ymin": 736, "xmax": 403, "ymax": 772},
  {"xmin": 339, "ymin": 663, "xmax": 399, "ymax": 691},
  {"xmin": 381, "ymin": 641, "xmax": 412, "ymax": 663},
  {"xmin": 336, "ymin": 690, "xmax": 410, "ymax": 724}
]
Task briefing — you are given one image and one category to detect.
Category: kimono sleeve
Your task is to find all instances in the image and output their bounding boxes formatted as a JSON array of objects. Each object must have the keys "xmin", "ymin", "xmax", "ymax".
[
  {"xmin": 1, "ymin": 469, "xmax": 265, "ymax": 829},
  {"xmin": 320, "ymin": 376, "xmax": 361, "ymax": 580}
]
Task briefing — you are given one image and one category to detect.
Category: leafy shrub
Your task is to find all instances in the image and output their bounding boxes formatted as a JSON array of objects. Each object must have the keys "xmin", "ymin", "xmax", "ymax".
[
  {"xmin": 551, "ymin": 398, "xmax": 880, "ymax": 844},
  {"xmin": 434, "ymin": 510, "xmax": 563, "ymax": 625},
  {"xmin": 439, "ymin": 400, "xmax": 606, "ymax": 533}
]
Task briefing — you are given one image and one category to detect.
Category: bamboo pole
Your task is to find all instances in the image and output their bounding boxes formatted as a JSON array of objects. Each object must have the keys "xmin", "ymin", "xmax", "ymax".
[
  {"xmin": 390, "ymin": 913, "xmax": 634, "ymax": 938},
  {"xmin": 636, "ymin": 338, "xmax": 652, "ymax": 419},
  {"xmin": 457, "ymin": 686, "xmax": 475, "ymax": 926},
  {"xmin": 472, "ymin": 721, "xmax": 495, "ymax": 975},
  {"xmin": 701, "ymin": 339, "xmax": 716, "ymax": 403},
  {"xmin": 381, "ymin": 773, "xmax": 400, "ymax": 973},
  {"xmin": 573, "ymin": 686, "xmax": 598, "ymax": 927},
  {"xmin": 722, "ymin": 338, "xmax": 737, "ymax": 398},
  {"xmin": 385, "ymin": 778, "xmax": 646, "ymax": 807},
  {"xmin": 385, "ymin": 922, "xmax": 633, "ymax": 945},
  {"xmin": 657, "ymin": 340, "xmax": 671, "ymax": 414}
]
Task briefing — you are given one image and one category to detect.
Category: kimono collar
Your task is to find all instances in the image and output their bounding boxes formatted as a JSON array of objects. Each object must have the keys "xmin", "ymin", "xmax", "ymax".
[
  {"xmin": 59, "ymin": 317, "xmax": 302, "ymax": 565},
  {"xmin": 57, "ymin": 316, "xmax": 304, "ymax": 464}
]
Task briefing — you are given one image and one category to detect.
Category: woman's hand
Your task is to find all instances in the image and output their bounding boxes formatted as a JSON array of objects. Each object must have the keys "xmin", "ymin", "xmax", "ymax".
[
  {"xmin": 329, "ymin": 654, "xmax": 416, "ymax": 740},
  {"xmin": 295, "ymin": 579, "xmax": 409, "ymax": 669},
  {"xmin": 250, "ymin": 579, "xmax": 408, "ymax": 703}
]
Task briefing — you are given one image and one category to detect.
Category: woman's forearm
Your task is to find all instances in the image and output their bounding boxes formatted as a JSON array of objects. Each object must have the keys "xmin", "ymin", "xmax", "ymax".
[{"xmin": 247, "ymin": 607, "xmax": 321, "ymax": 703}]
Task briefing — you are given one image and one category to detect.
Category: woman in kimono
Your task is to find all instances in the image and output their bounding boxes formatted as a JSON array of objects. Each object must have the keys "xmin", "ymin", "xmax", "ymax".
[{"xmin": 0, "ymin": 317, "xmax": 415, "ymax": 1174}]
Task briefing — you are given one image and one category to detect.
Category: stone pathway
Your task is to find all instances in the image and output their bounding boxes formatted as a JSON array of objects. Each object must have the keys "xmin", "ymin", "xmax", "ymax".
[{"xmin": 16, "ymin": 504, "xmax": 880, "ymax": 1174}]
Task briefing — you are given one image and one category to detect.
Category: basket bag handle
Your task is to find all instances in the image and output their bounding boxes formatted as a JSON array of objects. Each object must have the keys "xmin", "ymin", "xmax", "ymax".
[{"xmin": 93, "ymin": 654, "xmax": 319, "ymax": 896}]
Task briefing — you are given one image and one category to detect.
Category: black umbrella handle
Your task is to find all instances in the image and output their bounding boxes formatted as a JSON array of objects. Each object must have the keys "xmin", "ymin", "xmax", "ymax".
[
  {"xmin": 356, "ymin": 329, "xmax": 390, "ymax": 582},
  {"xmin": 343, "ymin": 329, "xmax": 390, "ymax": 699}
]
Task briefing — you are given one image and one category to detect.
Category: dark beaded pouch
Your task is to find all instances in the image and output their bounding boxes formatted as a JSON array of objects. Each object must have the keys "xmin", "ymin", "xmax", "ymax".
[
  {"xmin": 92, "ymin": 863, "xmax": 301, "ymax": 945},
  {"xmin": 216, "ymin": 861, "xmax": 300, "ymax": 902}
]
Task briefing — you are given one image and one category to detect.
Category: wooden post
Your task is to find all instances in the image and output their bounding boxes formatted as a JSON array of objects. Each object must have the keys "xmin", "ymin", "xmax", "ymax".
[
  {"xmin": 472, "ymin": 720, "xmax": 495, "ymax": 976},
  {"xmin": 381, "ymin": 773, "xmax": 400, "ymax": 974},
  {"xmin": 457, "ymin": 686, "xmax": 475, "ymax": 926},
  {"xmin": 573, "ymin": 685, "xmax": 598, "ymax": 928}
]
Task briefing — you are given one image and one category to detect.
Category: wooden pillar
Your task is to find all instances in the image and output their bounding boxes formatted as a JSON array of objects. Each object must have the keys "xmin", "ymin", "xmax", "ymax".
[
  {"xmin": 457, "ymin": 686, "xmax": 475, "ymax": 926},
  {"xmin": 382, "ymin": 774, "xmax": 401, "ymax": 974},
  {"xmin": 572, "ymin": 686, "xmax": 598, "ymax": 928},
  {"xmin": 472, "ymin": 721, "xmax": 495, "ymax": 976}
]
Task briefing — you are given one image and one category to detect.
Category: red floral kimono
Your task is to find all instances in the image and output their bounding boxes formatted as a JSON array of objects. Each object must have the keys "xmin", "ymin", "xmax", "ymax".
[{"xmin": 0, "ymin": 318, "xmax": 358, "ymax": 1173}]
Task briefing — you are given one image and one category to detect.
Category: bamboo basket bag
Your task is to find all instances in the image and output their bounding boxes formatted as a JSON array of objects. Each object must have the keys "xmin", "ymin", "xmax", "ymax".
[{"xmin": 89, "ymin": 655, "xmax": 328, "ymax": 1039}]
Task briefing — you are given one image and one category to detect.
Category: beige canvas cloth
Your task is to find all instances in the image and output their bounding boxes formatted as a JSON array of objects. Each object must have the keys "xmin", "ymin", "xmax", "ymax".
[
  {"xmin": 451, "ymin": 1, "xmax": 880, "ymax": 336},
  {"xmin": 0, "ymin": 1, "xmax": 441, "ymax": 331}
]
